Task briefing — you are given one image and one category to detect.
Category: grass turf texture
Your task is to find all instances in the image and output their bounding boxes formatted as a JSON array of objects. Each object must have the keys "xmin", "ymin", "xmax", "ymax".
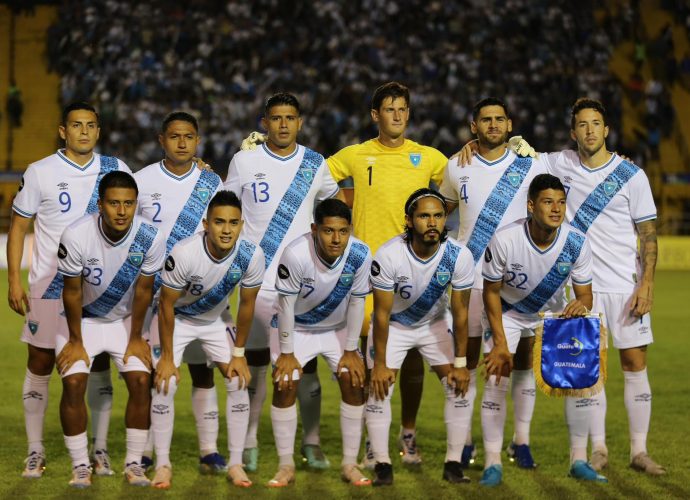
[{"xmin": 0, "ymin": 270, "xmax": 688, "ymax": 499}]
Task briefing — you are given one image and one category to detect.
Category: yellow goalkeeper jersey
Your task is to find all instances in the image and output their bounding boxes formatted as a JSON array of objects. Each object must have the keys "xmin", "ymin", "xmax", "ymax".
[{"xmin": 327, "ymin": 138, "xmax": 447, "ymax": 255}]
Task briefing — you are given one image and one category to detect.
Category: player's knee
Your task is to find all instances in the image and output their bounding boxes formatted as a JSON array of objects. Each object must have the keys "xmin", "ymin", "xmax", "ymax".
[
  {"xmin": 620, "ymin": 346, "xmax": 647, "ymax": 372},
  {"xmin": 188, "ymin": 363, "xmax": 214, "ymax": 388},
  {"xmin": 302, "ymin": 357, "xmax": 318, "ymax": 374},
  {"xmin": 340, "ymin": 378, "xmax": 365, "ymax": 406},
  {"xmin": 128, "ymin": 371, "xmax": 152, "ymax": 393},
  {"xmin": 272, "ymin": 384, "xmax": 298, "ymax": 408},
  {"xmin": 62, "ymin": 374, "xmax": 88, "ymax": 400},
  {"xmin": 246, "ymin": 348, "xmax": 271, "ymax": 367},
  {"xmin": 27, "ymin": 345, "xmax": 55, "ymax": 375}
]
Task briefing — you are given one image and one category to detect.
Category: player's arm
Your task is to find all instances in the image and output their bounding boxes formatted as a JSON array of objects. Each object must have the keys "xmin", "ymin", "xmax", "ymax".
[
  {"xmin": 7, "ymin": 212, "xmax": 32, "ymax": 315},
  {"xmin": 275, "ymin": 292, "xmax": 302, "ymax": 391},
  {"xmin": 370, "ymin": 288, "xmax": 395, "ymax": 400},
  {"xmin": 562, "ymin": 283, "xmax": 593, "ymax": 318},
  {"xmin": 124, "ymin": 274, "xmax": 155, "ymax": 370},
  {"xmin": 155, "ymin": 285, "xmax": 183, "ymax": 394},
  {"xmin": 482, "ymin": 279, "xmax": 513, "ymax": 382},
  {"xmin": 226, "ymin": 285, "xmax": 260, "ymax": 388},
  {"xmin": 56, "ymin": 274, "xmax": 90, "ymax": 374},
  {"xmin": 447, "ymin": 288, "xmax": 471, "ymax": 396},
  {"xmin": 337, "ymin": 295, "xmax": 366, "ymax": 388},
  {"xmin": 632, "ymin": 219, "xmax": 657, "ymax": 316}
]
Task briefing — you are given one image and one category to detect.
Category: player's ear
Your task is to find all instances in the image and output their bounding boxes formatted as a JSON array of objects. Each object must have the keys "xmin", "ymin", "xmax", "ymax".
[
  {"xmin": 603, "ymin": 125, "xmax": 609, "ymax": 139},
  {"xmin": 507, "ymin": 119, "xmax": 513, "ymax": 134},
  {"xmin": 202, "ymin": 217, "xmax": 208, "ymax": 232},
  {"xmin": 158, "ymin": 134, "xmax": 165, "ymax": 148},
  {"xmin": 310, "ymin": 222, "xmax": 317, "ymax": 236},
  {"xmin": 58, "ymin": 125, "xmax": 67, "ymax": 141},
  {"xmin": 470, "ymin": 120, "xmax": 478, "ymax": 135},
  {"xmin": 370, "ymin": 108, "xmax": 379, "ymax": 124},
  {"xmin": 570, "ymin": 129, "xmax": 577, "ymax": 142},
  {"xmin": 527, "ymin": 198, "xmax": 534, "ymax": 215}
]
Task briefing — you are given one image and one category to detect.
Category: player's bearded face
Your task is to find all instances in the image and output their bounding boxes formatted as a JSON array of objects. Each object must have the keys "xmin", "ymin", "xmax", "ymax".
[
  {"xmin": 98, "ymin": 187, "xmax": 137, "ymax": 236},
  {"xmin": 59, "ymin": 110, "xmax": 100, "ymax": 156},
  {"xmin": 528, "ymin": 188, "xmax": 566, "ymax": 231},
  {"xmin": 159, "ymin": 120, "xmax": 200, "ymax": 166},
  {"xmin": 262, "ymin": 105, "xmax": 302, "ymax": 150},
  {"xmin": 472, "ymin": 105, "xmax": 511, "ymax": 148},
  {"xmin": 204, "ymin": 205, "xmax": 243, "ymax": 256},
  {"xmin": 571, "ymin": 109, "xmax": 608, "ymax": 155},
  {"xmin": 407, "ymin": 198, "xmax": 446, "ymax": 246},
  {"xmin": 312, "ymin": 217, "xmax": 351, "ymax": 263},
  {"xmin": 372, "ymin": 97, "xmax": 409, "ymax": 140}
]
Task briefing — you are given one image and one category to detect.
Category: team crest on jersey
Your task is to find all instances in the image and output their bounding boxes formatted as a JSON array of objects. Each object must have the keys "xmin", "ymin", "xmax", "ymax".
[
  {"xmin": 195, "ymin": 188, "xmax": 211, "ymax": 203},
  {"xmin": 228, "ymin": 268, "xmax": 242, "ymax": 282},
  {"xmin": 339, "ymin": 273, "xmax": 353, "ymax": 286},
  {"xmin": 28, "ymin": 320, "xmax": 39, "ymax": 335},
  {"xmin": 409, "ymin": 153, "xmax": 421, "ymax": 167},
  {"xmin": 301, "ymin": 169, "xmax": 315, "ymax": 182},
  {"xmin": 152, "ymin": 345, "xmax": 161, "ymax": 358},
  {"xmin": 436, "ymin": 272, "xmax": 451, "ymax": 286},
  {"xmin": 603, "ymin": 181, "xmax": 618, "ymax": 196},
  {"xmin": 129, "ymin": 252, "xmax": 144, "ymax": 267},
  {"xmin": 557, "ymin": 261, "xmax": 572, "ymax": 275},
  {"xmin": 507, "ymin": 172, "xmax": 521, "ymax": 187}
]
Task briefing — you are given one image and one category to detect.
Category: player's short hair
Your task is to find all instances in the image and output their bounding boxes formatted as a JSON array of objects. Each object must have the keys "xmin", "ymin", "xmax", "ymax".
[
  {"xmin": 161, "ymin": 111, "xmax": 199, "ymax": 133},
  {"xmin": 528, "ymin": 174, "xmax": 566, "ymax": 201},
  {"xmin": 371, "ymin": 82, "xmax": 410, "ymax": 111},
  {"xmin": 314, "ymin": 199, "xmax": 351, "ymax": 225},
  {"xmin": 208, "ymin": 190, "xmax": 242, "ymax": 214},
  {"xmin": 62, "ymin": 101, "xmax": 98, "ymax": 125},
  {"xmin": 472, "ymin": 97, "xmax": 510, "ymax": 121},
  {"xmin": 264, "ymin": 93, "xmax": 301, "ymax": 116},
  {"xmin": 98, "ymin": 171, "xmax": 138, "ymax": 199},
  {"xmin": 403, "ymin": 187, "xmax": 449, "ymax": 242},
  {"xmin": 570, "ymin": 98, "xmax": 607, "ymax": 129}
]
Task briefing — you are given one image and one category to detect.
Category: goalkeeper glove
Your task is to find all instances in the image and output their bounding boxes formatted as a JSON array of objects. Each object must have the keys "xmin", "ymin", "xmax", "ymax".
[
  {"xmin": 508, "ymin": 136, "xmax": 538, "ymax": 158},
  {"xmin": 240, "ymin": 131, "xmax": 267, "ymax": 151}
]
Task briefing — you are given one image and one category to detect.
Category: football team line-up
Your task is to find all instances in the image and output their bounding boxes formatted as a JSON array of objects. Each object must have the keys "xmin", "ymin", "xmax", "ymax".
[{"xmin": 6, "ymin": 81, "xmax": 664, "ymax": 489}]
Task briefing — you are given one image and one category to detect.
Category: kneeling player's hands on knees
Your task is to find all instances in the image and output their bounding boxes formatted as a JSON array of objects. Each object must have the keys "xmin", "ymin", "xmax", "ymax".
[
  {"xmin": 337, "ymin": 350, "xmax": 365, "ymax": 388},
  {"xmin": 155, "ymin": 358, "xmax": 180, "ymax": 395},
  {"xmin": 561, "ymin": 299, "xmax": 589, "ymax": 318},
  {"xmin": 481, "ymin": 345, "xmax": 513, "ymax": 383},
  {"xmin": 124, "ymin": 336, "xmax": 152, "ymax": 371},
  {"xmin": 447, "ymin": 367, "xmax": 470, "ymax": 397},
  {"xmin": 226, "ymin": 356, "xmax": 251, "ymax": 389},
  {"xmin": 57, "ymin": 340, "xmax": 90, "ymax": 375},
  {"xmin": 273, "ymin": 353, "xmax": 302, "ymax": 392},
  {"xmin": 370, "ymin": 363, "xmax": 395, "ymax": 401}
]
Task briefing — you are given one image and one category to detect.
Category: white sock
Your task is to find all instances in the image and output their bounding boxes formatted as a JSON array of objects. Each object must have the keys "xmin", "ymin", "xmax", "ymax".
[
  {"xmin": 464, "ymin": 369, "xmax": 477, "ymax": 446},
  {"xmin": 87, "ymin": 369, "xmax": 113, "ymax": 451},
  {"xmin": 64, "ymin": 432, "xmax": 89, "ymax": 468},
  {"xmin": 565, "ymin": 396, "xmax": 590, "ymax": 463},
  {"xmin": 511, "ymin": 369, "xmax": 535, "ymax": 445},
  {"xmin": 245, "ymin": 364, "xmax": 267, "ymax": 449},
  {"xmin": 191, "ymin": 386, "xmax": 219, "ymax": 456},
  {"xmin": 340, "ymin": 402, "xmax": 364, "ymax": 465},
  {"xmin": 143, "ymin": 428, "xmax": 153, "ymax": 458},
  {"xmin": 443, "ymin": 377, "xmax": 472, "ymax": 463},
  {"xmin": 151, "ymin": 376, "xmax": 178, "ymax": 468},
  {"xmin": 23, "ymin": 369, "xmax": 50, "ymax": 455},
  {"xmin": 364, "ymin": 383, "xmax": 394, "ymax": 464},
  {"xmin": 298, "ymin": 371, "xmax": 322, "ymax": 446},
  {"xmin": 225, "ymin": 377, "xmax": 249, "ymax": 466},
  {"xmin": 271, "ymin": 404, "xmax": 297, "ymax": 467},
  {"xmin": 589, "ymin": 388, "xmax": 608, "ymax": 453},
  {"xmin": 481, "ymin": 375, "xmax": 509, "ymax": 467},
  {"xmin": 624, "ymin": 368, "xmax": 651, "ymax": 458},
  {"xmin": 125, "ymin": 428, "xmax": 149, "ymax": 465}
]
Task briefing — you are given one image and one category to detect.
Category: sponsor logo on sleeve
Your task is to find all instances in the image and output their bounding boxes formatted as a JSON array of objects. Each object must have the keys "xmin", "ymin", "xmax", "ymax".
[
  {"xmin": 371, "ymin": 260, "xmax": 381, "ymax": 277},
  {"xmin": 278, "ymin": 264, "xmax": 290, "ymax": 279},
  {"xmin": 484, "ymin": 248, "xmax": 492, "ymax": 263},
  {"xmin": 165, "ymin": 256, "xmax": 175, "ymax": 271},
  {"xmin": 57, "ymin": 243, "xmax": 68, "ymax": 260}
]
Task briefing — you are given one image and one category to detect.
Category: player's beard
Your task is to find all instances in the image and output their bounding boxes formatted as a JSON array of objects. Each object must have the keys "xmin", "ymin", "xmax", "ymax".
[{"xmin": 478, "ymin": 131, "xmax": 508, "ymax": 149}]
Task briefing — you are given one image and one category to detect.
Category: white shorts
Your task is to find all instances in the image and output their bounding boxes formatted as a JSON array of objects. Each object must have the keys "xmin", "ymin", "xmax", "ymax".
[
  {"xmin": 151, "ymin": 317, "xmax": 235, "ymax": 369},
  {"xmin": 366, "ymin": 313, "xmax": 454, "ymax": 370},
  {"xmin": 468, "ymin": 288, "xmax": 484, "ymax": 338},
  {"xmin": 270, "ymin": 327, "xmax": 347, "ymax": 378},
  {"xmin": 21, "ymin": 297, "xmax": 66, "ymax": 349},
  {"xmin": 245, "ymin": 289, "xmax": 277, "ymax": 351},
  {"xmin": 594, "ymin": 291, "xmax": 653, "ymax": 349},
  {"xmin": 481, "ymin": 314, "xmax": 535, "ymax": 354},
  {"xmin": 56, "ymin": 317, "xmax": 149, "ymax": 377}
]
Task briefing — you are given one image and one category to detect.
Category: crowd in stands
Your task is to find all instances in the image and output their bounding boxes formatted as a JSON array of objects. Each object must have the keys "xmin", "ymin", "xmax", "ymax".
[{"xmin": 47, "ymin": 0, "xmax": 630, "ymax": 174}]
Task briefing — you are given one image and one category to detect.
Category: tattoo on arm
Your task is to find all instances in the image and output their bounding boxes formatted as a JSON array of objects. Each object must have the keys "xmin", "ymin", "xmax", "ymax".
[{"xmin": 636, "ymin": 220, "xmax": 657, "ymax": 282}]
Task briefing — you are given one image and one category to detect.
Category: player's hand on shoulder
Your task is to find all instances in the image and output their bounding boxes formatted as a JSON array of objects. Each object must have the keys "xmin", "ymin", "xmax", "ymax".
[
  {"xmin": 192, "ymin": 157, "xmax": 214, "ymax": 172},
  {"xmin": 337, "ymin": 350, "xmax": 365, "ymax": 388},
  {"xmin": 508, "ymin": 136, "xmax": 538, "ymax": 158},
  {"xmin": 124, "ymin": 336, "xmax": 152, "ymax": 371},
  {"xmin": 57, "ymin": 339, "xmax": 90, "ymax": 375},
  {"xmin": 8, "ymin": 282, "xmax": 30, "ymax": 316},
  {"xmin": 154, "ymin": 357, "xmax": 180, "ymax": 395},
  {"xmin": 447, "ymin": 366, "xmax": 470, "ymax": 397},
  {"xmin": 273, "ymin": 353, "xmax": 302, "ymax": 392},
  {"xmin": 226, "ymin": 355, "xmax": 251, "ymax": 389},
  {"xmin": 370, "ymin": 362, "xmax": 395, "ymax": 401},
  {"xmin": 451, "ymin": 139, "xmax": 478, "ymax": 167},
  {"xmin": 240, "ymin": 131, "xmax": 267, "ymax": 151}
]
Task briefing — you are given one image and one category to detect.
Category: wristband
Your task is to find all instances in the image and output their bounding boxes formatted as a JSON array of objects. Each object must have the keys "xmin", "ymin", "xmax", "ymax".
[
  {"xmin": 232, "ymin": 347, "xmax": 245, "ymax": 357},
  {"xmin": 454, "ymin": 356, "xmax": 467, "ymax": 368}
]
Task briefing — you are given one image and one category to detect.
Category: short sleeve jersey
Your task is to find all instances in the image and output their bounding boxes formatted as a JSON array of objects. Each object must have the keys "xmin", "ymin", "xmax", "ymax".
[
  {"xmin": 327, "ymin": 139, "xmax": 447, "ymax": 255},
  {"xmin": 57, "ymin": 214, "xmax": 166, "ymax": 322},
  {"xmin": 275, "ymin": 234, "xmax": 371, "ymax": 332},
  {"xmin": 12, "ymin": 150, "xmax": 131, "ymax": 297},
  {"xmin": 543, "ymin": 151, "xmax": 656, "ymax": 292},
  {"xmin": 161, "ymin": 233, "xmax": 264, "ymax": 325},
  {"xmin": 371, "ymin": 235, "xmax": 474, "ymax": 328},
  {"xmin": 224, "ymin": 143, "xmax": 338, "ymax": 291},
  {"xmin": 439, "ymin": 149, "xmax": 549, "ymax": 288},
  {"xmin": 482, "ymin": 219, "xmax": 593, "ymax": 322}
]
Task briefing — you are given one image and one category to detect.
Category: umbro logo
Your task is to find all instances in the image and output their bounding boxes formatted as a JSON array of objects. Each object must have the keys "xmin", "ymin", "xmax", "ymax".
[
  {"xmin": 152, "ymin": 404, "xmax": 169, "ymax": 415},
  {"xmin": 482, "ymin": 401, "xmax": 501, "ymax": 411},
  {"xmin": 151, "ymin": 193, "xmax": 162, "ymax": 200},
  {"xmin": 254, "ymin": 173, "xmax": 266, "ymax": 180},
  {"xmin": 87, "ymin": 258, "xmax": 100, "ymax": 265},
  {"xmin": 563, "ymin": 176, "xmax": 573, "ymax": 184},
  {"xmin": 57, "ymin": 182, "xmax": 69, "ymax": 190},
  {"xmin": 398, "ymin": 275, "xmax": 409, "ymax": 283},
  {"xmin": 575, "ymin": 398, "xmax": 596, "ymax": 408},
  {"xmin": 459, "ymin": 176, "xmax": 469, "ymax": 183},
  {"xmin": 365, "ymin": 404, "xmax": 383, "ymax": 414},
  {"xmin": 511, "ymin": 263, "xmax": 524, "ymax": 271},
  {"xmin": 190, "ymin": 275, "xmax": 203, "ymax": 282},
  {"xmin": 23, "ymin": 391, "xmax": 43, "ymax": 401},
  {"xmin": 231, "ymin": 404, "xmax": 249, "ymax": 412},
  {"xmin": 521, "ymin": 389, "xmax": 536, "ymax": 396},
  {"xmin": 99, "ymin": 386, "xmax": 113, "ymax": 396},
  {"xmin": 635, "ymin": 393, "xmax": 652, "ymax": 402},
  {"xmin": 454, "ymin": 400, "xmax": 470, "ymax": 408},
  {"xmin": 204, "ymin": 411, "xmax": 219, "ymax": 419}
]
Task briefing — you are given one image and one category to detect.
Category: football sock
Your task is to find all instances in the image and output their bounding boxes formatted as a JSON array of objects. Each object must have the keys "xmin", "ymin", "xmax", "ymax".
[
  {"xmin": 624, "ymin": 368, "xmax": 651, "ymax": 458},
  {"xmin": 511, "ymin": 369, "xmax": 535, "ymax": 445},
  {"xmin": 23, "ymin": 369, "xmax": 50, "ymax": 455},
  {"xmin": 87, "ymin": 369, "xmax": 113, "ymax": 451},
  {"xmin": 271, "ymin": 404, "xmax": 297, "ymax": 467},
  {"xmin": 340, "ymin": 401, "xmax": 364, "ymax": 465},
  {"xmin": 464, "ymin": 368, "xmax": 477, "ymax": 446},
  {"xmin": 481, "ymin": 375, "xmax": 509, "ymax": 467},
  {"xmin": 298, "ymin": 371, "xmax": 322, "ymax": 446},
  {"xmin": 125, "ymin": 428, "xmax": 148, "ymax": 465},
  {"xmin": 245, "ymin": 364, "xmax": 267, "ymax": 449},
  {"xmin": 365, "ymin": 383, "xmax": 394, "ymax": 464},
  {"xmin": 64, "ymin": 432, "xmax": 89, "ymax": 468},
  {"xmin": 191, "ymin": 386, "xmax": 219, "ymax": 456},
  {"xmin": 225, "ymin": 377, "xmax": 249, "ymax": 466},
  {"xmin": 565, "ymin": 396, "xmax": 589, "ymax": 463},
  {"xmin": 151, "ymin": 376, "xmax": 178, "ymax": 469},
  {"xmin": 589, "ymin": 388, "xmax": 608, "ymax": 453},
  {"xmin": 443, "ymin": 377, "xmax": 472, "ymax": 463},
  {"xmin": 143, "ymin": 427, "xmax": 153, "ymax": 458}
]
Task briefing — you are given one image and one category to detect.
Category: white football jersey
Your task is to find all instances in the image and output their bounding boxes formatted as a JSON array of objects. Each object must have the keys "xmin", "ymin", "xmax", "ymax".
[
  {"xmin": 12, "ymin": 150, "xmax": 131, "ymax": 298},
  {"xmin": 225, "ymin": 143, "xmax": 339, "ymax": 292},
  {"xmin": 543, "ymin": 151, "xmax": 656, "ymax": 292},
  {"xmin": 440, "ymin": 149, "xmax": 548, "ymax": 287},
  {"xmin": 371, "ymin": 235, "xmax": 474, "ymax": 328},
  {"xmin": 161, "ymin": 232, "xmax": 264, "ymax": 325},
  {"xmin": 57, "ymin": 214, "xmax": 166, "ymax": 322},
  {"xmin": 275, "ymin": 233, "xmax": 371, "ymax": 332},
  {"xmin": 482, "ymin": 219, "xmax": 592, "ymax": 321}
]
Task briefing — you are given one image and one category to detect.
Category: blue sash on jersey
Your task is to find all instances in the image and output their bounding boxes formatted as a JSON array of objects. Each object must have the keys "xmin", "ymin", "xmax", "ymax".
[
  {"xmin": 390, "ymin": 242, "xmax": 460, "ymax": 327},
  {"xmin": 153, "ymin": 169, "xmax": 221, "ymax": 295},
  {"xmin": 82, "ymin": 222, "xmax": 158, "ymax": 318},
  {"xmin": 570, "ymin": 160, "xmax": 638, "ymax": 234},
  {"xmin": 501, "ymin": 230, "xmax": 585, "ymax": 315},
  {"xmin": 259, "ymin": 148, "xmax": 323, "ymax": 268},
  {"xmin": 294, "ymin": 242, "xmax": 369, "ymax": 325},
  {"xmin": 42, "ymin": 155, "xmax": 120, "ymax": 299},
  {"xmin": 466, "ymin": 157, "xmax": 532, "ymax": 263},
  {"xmin": 175, "ymin": 240, "xmax": 256, "ymax": 317}
]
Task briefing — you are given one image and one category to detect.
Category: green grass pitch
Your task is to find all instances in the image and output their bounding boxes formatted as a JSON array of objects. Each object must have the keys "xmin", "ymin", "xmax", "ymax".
[{"xmin": 0, "ymin": 270, "xmax": 688, "ymax": 499}]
